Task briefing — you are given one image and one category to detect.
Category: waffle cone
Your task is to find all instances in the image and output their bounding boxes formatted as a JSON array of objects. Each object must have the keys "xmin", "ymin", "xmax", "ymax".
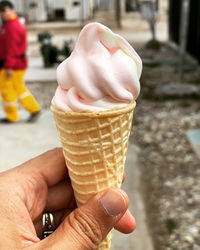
[{"xmin": 51, "ymin": 102, "xmax": 136, "ymax": 250}]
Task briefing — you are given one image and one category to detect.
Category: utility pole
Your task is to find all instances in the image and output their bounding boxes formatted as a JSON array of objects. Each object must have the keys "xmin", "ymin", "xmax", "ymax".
[
  {"xmin": 140, "ymin": 0, "xmax": 157, "ymax": 41},
  {"xmin": 44, "ymin": 0, "xmax": 49, "ymax": 20},
  {"xmin": 177, "ymin": 0, "xmax": 191, "ymax": 83},
  {"xmin": 81, "ymin": 0, "xmax": 86, "ymax": 25},
  {"xmin": 116, "ymin": 0, "xmax": 122, "ymax": 28}
]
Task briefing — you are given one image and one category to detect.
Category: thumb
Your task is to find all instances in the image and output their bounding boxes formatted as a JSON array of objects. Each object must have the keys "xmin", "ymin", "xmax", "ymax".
[{"xmin": 39, "ymin": 188, "xmax": 129, "ymax": 250}]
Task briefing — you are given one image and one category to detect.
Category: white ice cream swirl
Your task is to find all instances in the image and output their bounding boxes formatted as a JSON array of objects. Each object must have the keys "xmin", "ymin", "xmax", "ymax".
[{"xmin": 52, "ymin": 22, "xmax": 142, "ymax": 111}]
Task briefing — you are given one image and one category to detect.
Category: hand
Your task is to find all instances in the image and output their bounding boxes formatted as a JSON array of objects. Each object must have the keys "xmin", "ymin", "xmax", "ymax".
[
  {"xmin": 6, "ymin": 69, "xmax": 13, "ymax": 78},
  {"xmin": 0, "ymin": 148, "xmax": 136, "ymax": 249}
]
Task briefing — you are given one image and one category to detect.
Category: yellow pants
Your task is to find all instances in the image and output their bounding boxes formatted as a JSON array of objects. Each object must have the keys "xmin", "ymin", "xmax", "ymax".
[{"xmin": 0, "ymin": 69, "xmax": 40, "ymax": 122}]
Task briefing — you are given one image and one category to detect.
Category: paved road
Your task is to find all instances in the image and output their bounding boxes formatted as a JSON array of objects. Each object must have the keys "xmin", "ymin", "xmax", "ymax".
[
  {"xmin": 0, "ymin": 110, "xmax": 60, "ymax": 171},
  {"xmin": 25, "ymin": 57, "xmax": 57, "ymax": 83},
  {"xmin": 112, "ymin": 144, "xmax": 154, "ymax": 250}
]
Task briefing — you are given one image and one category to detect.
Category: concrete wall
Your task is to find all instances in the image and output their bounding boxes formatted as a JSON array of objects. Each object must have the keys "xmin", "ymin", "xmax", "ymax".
[
  {"xmin": 66, "ymin": 0, "xmax": 90, "ymax": 21},
  {"xmin": 24, "ymin": 0, "xmax": 47, "ymax": 22},
  {"xmin": 48, "ymin": 0, "xmax": 66, "ymax": 9},
  {"xmin": 11, "ymin": 0, "xmax": 25, "ymax": 13},
  {"xmin": 99, "ymin": 0, "xmax": 115, "ymax": 10}
]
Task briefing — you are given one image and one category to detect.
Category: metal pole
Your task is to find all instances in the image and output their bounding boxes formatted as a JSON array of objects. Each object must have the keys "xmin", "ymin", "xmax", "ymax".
[
  {"xmin": 45, "ymin": 0, "xmax": 49, "ymax": 20},
  {"xmin": 149, "ymin": 20, "xmax": 156, "ymax": 40},
  {"xmin": 177, "ymin": 0, "xmax": 190, "ymax": 83},
  {"xmin": 81, "ymin": 0, "xmax": 86, "ymax": 24},
  {"xmin": 149, "ymin": 1, "xmax": 156, "ymax": 40},
  {"xmin": 116, "ymin": 0, "xmax": 122, "ymax": 28}
]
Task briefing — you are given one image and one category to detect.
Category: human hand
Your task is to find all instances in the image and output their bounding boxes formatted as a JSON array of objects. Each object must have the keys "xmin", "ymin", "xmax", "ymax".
[
  {"xmin": 0, "ymin": 148, "xmax": 136, "ymax": 249},
  {"xmin": 6, "ymin": 69, "xmax": 13, "ymax": 78}
]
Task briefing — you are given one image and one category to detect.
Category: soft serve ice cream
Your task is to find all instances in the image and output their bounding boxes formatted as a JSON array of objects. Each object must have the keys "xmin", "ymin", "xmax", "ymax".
[
  {"xmin": 51, "ymin": 22, "xmax": 142, "ymax": 250},
  {"xmin": 52, "ymin": 22, "xmax": 142, "ymax": 111}
]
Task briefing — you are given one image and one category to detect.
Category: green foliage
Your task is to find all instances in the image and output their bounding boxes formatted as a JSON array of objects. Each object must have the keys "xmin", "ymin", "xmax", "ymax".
[
  {"xmin": 37, "ymin": 32, "xmax": 52, "ymax": 43},
  {"xmin": 62, "ymin": 41, "xmax": 72, "ymax": 57},
  {"xmin": 165, "ymin": 218, "xmax": 177, "ymax": 235},
  {"xmin": 41, "ymin": 44, "xmax": 58, "ymax": 68}
]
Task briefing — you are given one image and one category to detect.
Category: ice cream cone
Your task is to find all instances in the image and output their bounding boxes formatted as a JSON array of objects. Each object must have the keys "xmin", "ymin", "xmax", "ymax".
[{"xmin": 51, "ymin": 101, "xmax": 136, "ymax": 250}]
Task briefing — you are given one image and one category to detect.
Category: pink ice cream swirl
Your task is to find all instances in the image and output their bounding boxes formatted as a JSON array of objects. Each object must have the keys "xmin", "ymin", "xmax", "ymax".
[{"xmin": 52, "ymin": 22, "xmax": 142, "ymax": 112}]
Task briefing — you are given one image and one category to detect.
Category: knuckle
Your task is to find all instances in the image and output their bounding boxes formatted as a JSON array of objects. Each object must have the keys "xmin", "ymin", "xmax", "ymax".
[{"xmin": 68, "ymin": 208, "xmax": 103, "ymax": 249}]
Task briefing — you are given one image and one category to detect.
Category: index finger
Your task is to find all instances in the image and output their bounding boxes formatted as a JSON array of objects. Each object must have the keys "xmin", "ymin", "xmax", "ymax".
[{"xmin": 18, "ymin": 148, "xmax": 68, "ymax": 187}]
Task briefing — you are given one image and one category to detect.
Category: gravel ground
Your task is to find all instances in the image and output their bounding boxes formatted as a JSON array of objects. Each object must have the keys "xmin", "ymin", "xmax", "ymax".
[
  {"xmin": 27, "ymin": 43, "xmax": 200, "ymax": 250},
  {"xmin": 132, "ymin": 99, "xmax": 200, "ymax": 250},
  {"xmin": 131, "ymin": 44, "xmax": 200, "ymax": 250}
]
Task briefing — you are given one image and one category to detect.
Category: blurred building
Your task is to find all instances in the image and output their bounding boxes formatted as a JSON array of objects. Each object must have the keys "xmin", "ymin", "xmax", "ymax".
[
  {"xmin": 11, "ymin": 0, "xmax": 92, "ymax": 22},
  {"xmin": 10, "ymin": 0, "xmax": 147, "ymax": 23},
  {"xmin": 11, "ymin": 0, "xmax": 142, "ymax": 23},
  {"xmin": 11, "ymin": 0, "xmax": 46, "ymax": 21}
]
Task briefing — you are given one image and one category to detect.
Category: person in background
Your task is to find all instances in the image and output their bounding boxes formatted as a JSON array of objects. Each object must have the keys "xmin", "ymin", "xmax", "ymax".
[{"xmin": 0, "ymin": 0, "xmax": 40, "ymax": 123}]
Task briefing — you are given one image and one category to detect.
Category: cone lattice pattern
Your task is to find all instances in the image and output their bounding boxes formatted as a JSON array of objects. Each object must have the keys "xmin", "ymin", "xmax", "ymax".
[{"xmin": 51, "ymin": 103, "xmax": 135, "ymax": 250}]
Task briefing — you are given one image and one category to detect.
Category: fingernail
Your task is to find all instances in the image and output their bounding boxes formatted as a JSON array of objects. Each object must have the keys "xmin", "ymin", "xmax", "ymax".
[{"xmin": 100, "ymin": 189, "xmax": 127, "ymax": 216}]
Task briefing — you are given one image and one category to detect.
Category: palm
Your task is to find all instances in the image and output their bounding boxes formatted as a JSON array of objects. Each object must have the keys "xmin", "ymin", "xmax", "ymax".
[
  {"xmin": 21, "ymin": 176, "xmax": 74, "ymax": 243},
  {"xmin": 19, "ymin": 172, "xmax": 75, "ymax": 246},
  {"xmin": 0, "ymin": 149, "xmax": 75, "ymax": 248}
]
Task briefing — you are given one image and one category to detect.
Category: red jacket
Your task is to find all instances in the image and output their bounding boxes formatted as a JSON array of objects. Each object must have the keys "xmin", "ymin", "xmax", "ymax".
[{"xmin": 0, "ymin": 16, "xmax": 27, "ymax": 70}]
